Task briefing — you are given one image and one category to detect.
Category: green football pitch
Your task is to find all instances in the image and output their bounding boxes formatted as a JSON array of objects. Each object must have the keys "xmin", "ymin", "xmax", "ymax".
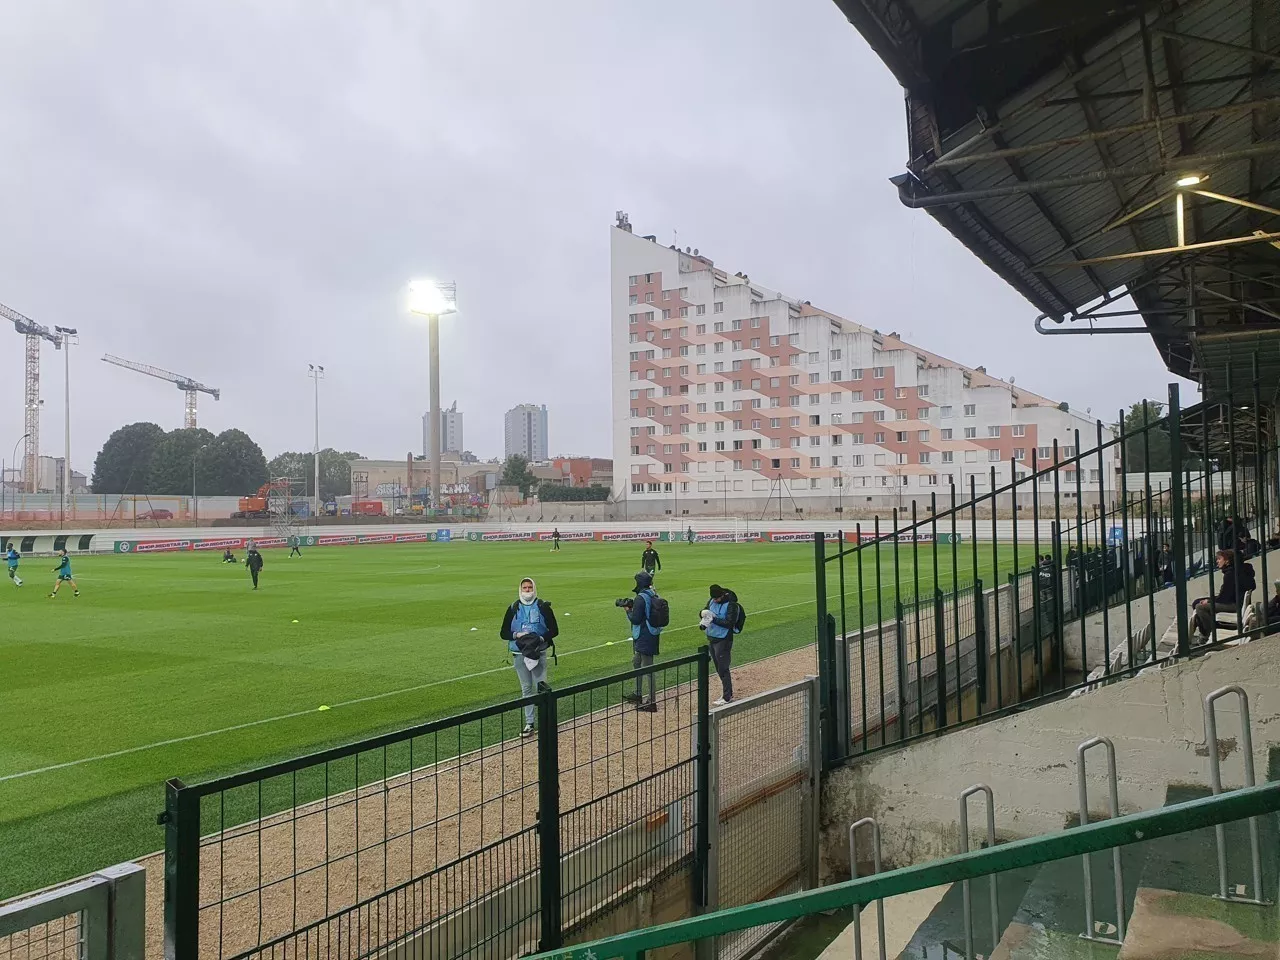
[{"xmin": 0, "ymin": 538, "xmax": 1008, "ymax": 900}]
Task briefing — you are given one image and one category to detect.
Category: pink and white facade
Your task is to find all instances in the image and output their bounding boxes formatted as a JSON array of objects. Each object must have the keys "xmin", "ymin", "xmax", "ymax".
[{"xmin": 610, "ymin": 216, "xmax": 1117, "ymax": 516}]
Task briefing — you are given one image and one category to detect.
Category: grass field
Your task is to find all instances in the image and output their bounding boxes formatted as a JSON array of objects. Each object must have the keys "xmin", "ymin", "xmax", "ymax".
[{"xmin": 0, "ymin": 538, "xmax": 1009, "ymax": 900}]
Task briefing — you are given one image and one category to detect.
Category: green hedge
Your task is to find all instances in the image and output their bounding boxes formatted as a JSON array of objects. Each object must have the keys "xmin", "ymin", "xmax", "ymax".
[{"xmin": 537, "ymin": 483, "xmax": 610, "ymax": 502}]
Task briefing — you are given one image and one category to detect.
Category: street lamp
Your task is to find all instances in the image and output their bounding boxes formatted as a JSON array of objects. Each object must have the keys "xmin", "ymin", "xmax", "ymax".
[
  {"xmin": 308, "ymin": 364, "xmax": 325, "ymax": 519},
  {"xmin": 55, "ymin": 326, "xmax": 77, "ymax": 527},
  {"xmin": 4, "ymin": 432, "xmax": 30, "ymax": 522},
  {"xmin": 407, "ymin": 279, "xmax": 458, "ymax": 515},
  {"xmin": 192, "ymin": 443, "xmax": 208, "ymax": 525}
]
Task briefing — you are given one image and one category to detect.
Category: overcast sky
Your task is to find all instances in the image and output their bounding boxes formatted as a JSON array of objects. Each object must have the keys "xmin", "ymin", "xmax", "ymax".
[{"xmin": 0, "ymin": 0, "xmax": 1191, "ymax": 474}]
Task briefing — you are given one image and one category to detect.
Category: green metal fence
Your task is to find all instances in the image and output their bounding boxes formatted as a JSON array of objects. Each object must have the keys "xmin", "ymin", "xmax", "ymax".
[
  {"xmin": 522, "ymin": 780, "xmax": 1280, "ymax": 960},
  {"xmin": 815, "ymin": 381, "xmax": 1279, "ymax": 766},
  {"xmin": 162, "ymin": 651, "xmax": 710, "ymax": 960}
]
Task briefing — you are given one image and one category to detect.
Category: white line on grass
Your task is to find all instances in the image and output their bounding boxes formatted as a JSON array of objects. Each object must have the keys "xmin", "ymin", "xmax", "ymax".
[{"xmin": 0, "ymin": 596, "xmax": 819, "ymax": 784}]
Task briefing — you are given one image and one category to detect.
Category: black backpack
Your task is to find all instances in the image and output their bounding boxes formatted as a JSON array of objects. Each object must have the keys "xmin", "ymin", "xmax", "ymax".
[
  {"xmin": 733, "ymin": 603, "xmax": 747, "ymax": 634},
  {"xmin": 643, "ymin": 592, "xmax": 670, "ymax": 631}
]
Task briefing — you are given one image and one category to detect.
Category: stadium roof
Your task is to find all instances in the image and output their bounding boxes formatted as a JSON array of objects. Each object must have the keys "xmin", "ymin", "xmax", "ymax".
[{"xmin": 834, "ymin": 0, "xmax": 1280, "ymax": 402}]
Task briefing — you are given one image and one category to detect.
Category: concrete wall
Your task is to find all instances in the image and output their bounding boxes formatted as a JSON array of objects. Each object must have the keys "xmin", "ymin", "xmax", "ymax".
[{"xmin": 819, "ymin": 637, "xmax": 1280, "ymax": 879}]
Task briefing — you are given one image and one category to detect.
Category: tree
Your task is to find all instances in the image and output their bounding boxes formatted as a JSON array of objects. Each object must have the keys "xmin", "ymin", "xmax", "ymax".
[
  {"xmin": 202, "ymin": 429, "xmax": 268, "ymax": 496},
  {"xmin": 147, "ymin": 427, "xmax": 216, "ymax": 495},
  {"xmin": 91, "ymin": 422, "xmax": 166, "ymax": 493},
  {"xmin": 1116, "ymin": 401, "xmax": 1171, "ymax": 473},
  {"xmin": 501, "ymin": 455, "xmax": 536, "ymax": 498}
]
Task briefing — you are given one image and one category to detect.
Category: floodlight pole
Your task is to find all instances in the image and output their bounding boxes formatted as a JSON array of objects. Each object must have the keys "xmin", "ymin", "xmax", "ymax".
[
  {"xmin": 309, "ymin": 364, "xmax": 325, "ymax": 518},
  {"xmin": 428, "ymin": 315, "xmax": 441, "ymax": 514}
]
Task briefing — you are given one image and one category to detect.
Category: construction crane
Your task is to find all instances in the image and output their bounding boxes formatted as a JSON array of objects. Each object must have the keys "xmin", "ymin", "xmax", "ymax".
[
  {"xmin": 101, "ymin": 355, "xmax": 220, "ymax": 428},
  {"xmin": 1, "ymin": 301, "xmax": 61, "ymax": 493}
]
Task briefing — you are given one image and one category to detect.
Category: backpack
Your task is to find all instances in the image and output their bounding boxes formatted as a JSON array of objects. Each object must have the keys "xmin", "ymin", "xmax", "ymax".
[
  {"xmin": 733, "ymin": 602, "xmax": 747, "ymax": 634},
  {"xmin": 642, "ymin": 591, "xmax": 670, "ymax": 631},
  {"xmin": 510, "ymin": 601, "xmax": 558, "ymax": 663}
]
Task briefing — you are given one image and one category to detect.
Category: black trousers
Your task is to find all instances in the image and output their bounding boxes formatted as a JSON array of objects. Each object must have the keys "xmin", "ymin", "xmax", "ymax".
[
  {"xmin": 250, "ymin": 568, "xmax": 260, "ymax": 587},
  {"xmin": 710, "ymin": 637, "xmax": 733, "ymax": 701},
  {"xmin": 290, "ymin": 546, "xmax": 301, "ymax": 556}
]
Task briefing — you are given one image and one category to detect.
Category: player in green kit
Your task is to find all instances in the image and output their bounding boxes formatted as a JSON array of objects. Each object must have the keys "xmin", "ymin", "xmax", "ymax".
[
  {"xmin": 49, "ymin": 548, "xmax": 79, "ymax": 598},
  {"xmin": 6, "ymin": 544, "xmax": 22, "ymax": 586}
]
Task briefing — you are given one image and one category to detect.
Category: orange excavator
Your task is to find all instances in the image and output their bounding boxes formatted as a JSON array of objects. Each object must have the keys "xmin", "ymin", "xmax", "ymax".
[{"xmin": 233, "ymin": 480, "xmax": 293, "ymax": 519}]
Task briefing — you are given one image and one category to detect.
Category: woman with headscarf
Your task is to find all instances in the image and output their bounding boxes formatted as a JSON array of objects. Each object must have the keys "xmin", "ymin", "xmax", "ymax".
[{"xmin": 500, "ymin": 577, "xmax": 560, "ymax": 735}]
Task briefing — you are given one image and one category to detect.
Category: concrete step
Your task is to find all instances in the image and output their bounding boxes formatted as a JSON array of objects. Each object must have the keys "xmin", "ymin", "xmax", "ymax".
[
  {"xmin": 1118, "ymin": 888, "xmax": 1278, "ymax": 959},
  {"xmin": 892, "ymin": 864, "xmax": 1038, "ymax": 958}
]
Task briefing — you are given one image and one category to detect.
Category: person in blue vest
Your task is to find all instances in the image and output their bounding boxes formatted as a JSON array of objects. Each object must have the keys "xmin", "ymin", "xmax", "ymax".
[
  {"xmin": 500, "ymin": 577, "xmax": 559, "ymax": 736},
  {"xmin": 701, "ymin": 584, "xmax": 741, "ymax": 705},
  {"xmin": 622, "ymin": 570, "xmax": 662, "ymax": 712},
  {"xmin": 6, "ymin": 544, "xmax": 22, "ymax": 586}
]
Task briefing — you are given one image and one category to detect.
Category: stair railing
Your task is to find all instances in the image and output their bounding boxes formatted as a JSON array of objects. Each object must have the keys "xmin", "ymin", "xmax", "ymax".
[
  {"xmin": 1076, "ymin": 736, "xmax": 1125, "ymax": 944},
  {"xmin": 848, "ymin": 817, "xmax": 886, "ymax": 960},
  {"xmin": 1203, "ymin": 684, "xmax": 1269, "ymax": 905},
  {"xmin": 958, "ymin": 784, "xmax": 999, "ymax": 957}
]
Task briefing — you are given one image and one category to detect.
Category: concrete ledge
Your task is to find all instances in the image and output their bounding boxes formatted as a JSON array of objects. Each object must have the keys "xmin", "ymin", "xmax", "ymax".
[{"xmin": 820, "ymin": 636, "xmax": 1280, "ymax": 877}]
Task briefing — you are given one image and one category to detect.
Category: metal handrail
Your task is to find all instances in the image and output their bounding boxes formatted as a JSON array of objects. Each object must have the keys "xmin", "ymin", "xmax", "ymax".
[
  {"xmin": 1076, "ymin": 736, "xmax": 1125, "ymax": 943},
  {"xmin": 848, "ymin": 818, "xmax": 885, "ymax": 960},
  {"xmin": 527, "ymin": 781, "xmax": 1280, "ymax": 960},
  {"xmin": 958, "ymin": 784, "xmax": 998, "ymax": 956},
  {"xmin": 1203, "ymin": 684, "xmax": 1269, "ymax": 905}
]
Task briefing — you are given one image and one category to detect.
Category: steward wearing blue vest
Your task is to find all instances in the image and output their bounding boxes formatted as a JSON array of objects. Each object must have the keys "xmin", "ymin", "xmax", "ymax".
[
  {"xmin": 623, "ymin": 570, "xmax": 662, "ymax": 712},
  {"xmin": 500, "ymin": 577, "xmax": 560, "ymax": 735},
  {"xmin": 701, "ymin": 584, "xmax": 741, "ymax": 704}
]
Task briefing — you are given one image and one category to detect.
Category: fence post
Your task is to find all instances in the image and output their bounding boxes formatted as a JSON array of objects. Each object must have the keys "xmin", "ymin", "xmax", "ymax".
[
  {"xmin": 814, "ymin": 533, "xmax": 837, "ymax": 767},
  {"xmin": 694, "ymin": 647, "xmax": 712, "ymax": 914},
  {"xmin": 896, "ymin": 600, "xmax": 909, "ymax": 742},
  {"xmin": 933, "ymin": 589, "xmax": 947, "ymax": 729},
  {"xmin": 537, "ymin": 689, "xmax": 562, "ymax": 952},
  {"xmin": 1168, "ymin": 384, "xmax": 1191, "ymax": 657},
  {"xmin": 974, "ymin": 578, "xmax": 987, "ymax": 707},
  {"xmin": 162, "ymin": 779, "xmax": 199, "ymax": 960}
]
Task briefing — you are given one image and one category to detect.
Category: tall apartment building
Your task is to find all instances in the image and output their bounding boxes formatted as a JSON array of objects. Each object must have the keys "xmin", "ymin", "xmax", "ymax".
[
  {"xmin": 505, "ymin": 403, "xmax": 549, "ymax": 462},
  {"xmin": 423, "ymin": 401, "xmax": 464, "ymax": 456},
  {"xmin": 611, "ymin": 214, "xmax": 1116, "ymax": 516}
]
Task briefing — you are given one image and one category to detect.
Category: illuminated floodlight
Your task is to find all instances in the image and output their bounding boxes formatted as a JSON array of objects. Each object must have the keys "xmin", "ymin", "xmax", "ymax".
[
  {"xmin": 1176, "ymin": 175, "xmax": 1202, "ymax": 187},
  {"xmin": 407, "ymin": 279, "xmax": 457, "ymax": 317}
]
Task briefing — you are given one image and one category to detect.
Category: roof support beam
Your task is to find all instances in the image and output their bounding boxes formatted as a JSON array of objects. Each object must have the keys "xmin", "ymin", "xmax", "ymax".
[
  {"xmin": 924, "ymin": 97, "xmax": 1280, "ymax": 170},
  {"xmin": 1153, "ymin": 28, "xmax": 1280, "ymax": 67}
]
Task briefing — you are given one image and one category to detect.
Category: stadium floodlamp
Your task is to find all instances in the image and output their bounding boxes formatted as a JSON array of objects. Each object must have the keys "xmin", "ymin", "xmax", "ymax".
[
  {"xmin": 407, "ymin": 280, "xmax": 457, "ymax": 317},
  {"xmin": 1176, "ymin": 175, "xmax": 1202, "ymax": 187}
]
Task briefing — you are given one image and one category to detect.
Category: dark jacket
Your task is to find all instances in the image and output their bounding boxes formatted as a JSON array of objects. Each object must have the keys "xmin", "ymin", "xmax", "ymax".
[
  {"xmin": 1214, "ymin": 560, "xmax": 1256, "ymax": 606},
  {"xmin": 500, "ymin": 599, "xmax": 560, "ymax": 649},
  {"xmin": 641, "ymin": 547, "xmax": 661, "ymax": 572},
  {"xmin": 246, "ymin": 549, "xmax": 264, "ymax": 573},
  {"xmin": 706, "ymin": 590, "xmax": 740, "ymax": 641},
  {"xmin": 628, "ymin": 588, "xmax": 661, "ymax": 655}
]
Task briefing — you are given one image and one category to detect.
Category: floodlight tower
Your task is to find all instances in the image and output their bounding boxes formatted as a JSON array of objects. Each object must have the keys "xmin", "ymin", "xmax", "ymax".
[
  {"xmin": 1, "ymin": 301, "xmax": 61, "ymax": 492},
  {"xmin": 407, "ymin": 280, "xmax": 458, "ymax": 512}
]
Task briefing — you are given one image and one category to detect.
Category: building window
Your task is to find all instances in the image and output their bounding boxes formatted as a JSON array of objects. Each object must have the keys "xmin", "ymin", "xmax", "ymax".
[
  {"xmin": 790, "ymin": 458, "xmax": 801, "ymax": 469},
  {"xmin": 942, "ymin": 451, "xmax": 954, "ymax": 463},
  {"xmin": 645, "ymin": 293, "xmax": 654, "ymax": 303},
  {"xmin": 897, "ymin": 431, "xmax": 908, "ymax": 442},
  {"xmin": 714, "ymin": 302, "xmax": 724, "ymax": 313},
  {"xmin": 1037, "ymin": 446, "xmax": 1052, "ymax": 460},
  {"xmin": 851, "ymin": 368, "xmax": 863, "ymax": 380},
  {"xmin": 810, "ymin": 457, "xmax": 821, "ymax": 469},
  {"xmin": 941, "ymin": 428, "xmax": 953, "ymax": 440},
  {"xmin": 873, "ymin": 366, "xmax": 885, "ymax": 378},
  {"xmin": 941, "ymin": 405, "xmax": 953, "ymax": 418},
  {"xmin": 964, "ymin": 404, "xmax": 976, "ymax": 416},
  {"xmin": 852, "ymin": 433, "xmax": 864, "ymax": 444},
  {"xmin": 830, "ymin": 349, "xmax": 842, "ymax": 360},
  {"xmin": 918, "ymin": 408, "xmax": 929, "ymax": 420},
  {"xmin": 895, "ymin": 387, "xmax": 906, "ymax": 399},
  {"xmin": 1013, "ymin": 448, "xmax": 1025, "ymax": 460},
  {"xmin": 831, "ymin": 370, "xmax": 842, "ymax": 382},
  {"xmin": 874, "ymin": 432, "xmax": 885, "ymax": 443},
  {"xmin": 809, "ymin": 395, "xmax": 820, "ymax": 405},
  {"xmin": 988, "ymin": 425, "xmax": 1001, "ymax": 438},
  {"xmin": 965, "ymin": 450, "xmax": 978, "ymax": 463},
  {"xmin": 918, "ymin": 430, "xmax": 929, "ymax": 442},
  {"xmin": 808, "ymin": 351, "xmax": 820, "ymax": 363},
  {"xmin": 896, "ymin": 409, "xmax": 908, "ymax": 420},
  {"xmin": 751, "ymin": 338, "xmax": 760, "ymax": 349},
  {"xmin": 1062, "ymin": 445, "xmax": 1076, "ymax": 458},
  {"xmin": 917, "ymin": 385, "xmax": 929, "ymax": 397},
  {"xmin": 989, "ymin": 449, "xmax": 1001, "ymax": 462},
  {"xmin": 873, "ymin": 410, "xmax": 886, "ymax": 422},
  {"xmin": 964, "ymin": 427, "xmax": 977, "ymax": 439},
  {"xmin": 809, "ymin": 372, "xmax": 821, "ymax": 384},
  {"xmin": 810, "ymin": 437, "xmax": 821, "ymax": 447},
  {"xmin": 831, "ymin": 392, "xmax": 842, "ymax": 404},
  {"xmin": 679, "ymin": 306, "xmax": 689, "ymax": 318},
  {"xmin": 919, "ymin": 452, "xmax": 931, "ymax": 464},
  {"xmin": 731, "ymin": 319, "xmax": 743, "ymax": 331},
  {"xmin": 1012, "ymin": 424, "xmax": 1026, "ymax": 436},
  {"xmin": 896, "ymin": 453, "xmax": 908, "ymax": 465},
  {"xmin": 851, "ymin": 391, "xmax": 863, "ymax": 402},
  {"xmin": 662, "ymin": 309, "xmax": 671, "ymax": 320}
]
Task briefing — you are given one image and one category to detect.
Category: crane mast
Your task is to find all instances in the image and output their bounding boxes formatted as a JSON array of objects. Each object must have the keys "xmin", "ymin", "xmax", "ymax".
[
  {"xmin": 1, "ymin": 302, "xmax": 61, "ymax": 492},
  {"xmin": 101, "ymin": 355, "xmax": 220, "ymax": 428}
]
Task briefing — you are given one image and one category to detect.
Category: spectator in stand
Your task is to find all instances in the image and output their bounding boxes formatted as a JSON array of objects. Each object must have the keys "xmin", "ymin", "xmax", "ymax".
[{"xmin": 1193, "ymin": 548, "xmax": 1256, "ymax": 641}]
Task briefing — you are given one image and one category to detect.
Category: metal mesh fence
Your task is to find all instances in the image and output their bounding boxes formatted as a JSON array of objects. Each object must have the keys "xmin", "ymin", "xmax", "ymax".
[
  {"xmin": 556, "ymin": 659, "xmax": 701, "ymax": 940},
  {"xmin": 167, "ymin": 653, "xmax": 710, "ymax": 960},
  {"xmin": 0, "ymin": 916, "xmax": 83, "ymax": 960},
  {"xmin": 710, "ymin": 680, "xmax": 816, "ymax": 960}
]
